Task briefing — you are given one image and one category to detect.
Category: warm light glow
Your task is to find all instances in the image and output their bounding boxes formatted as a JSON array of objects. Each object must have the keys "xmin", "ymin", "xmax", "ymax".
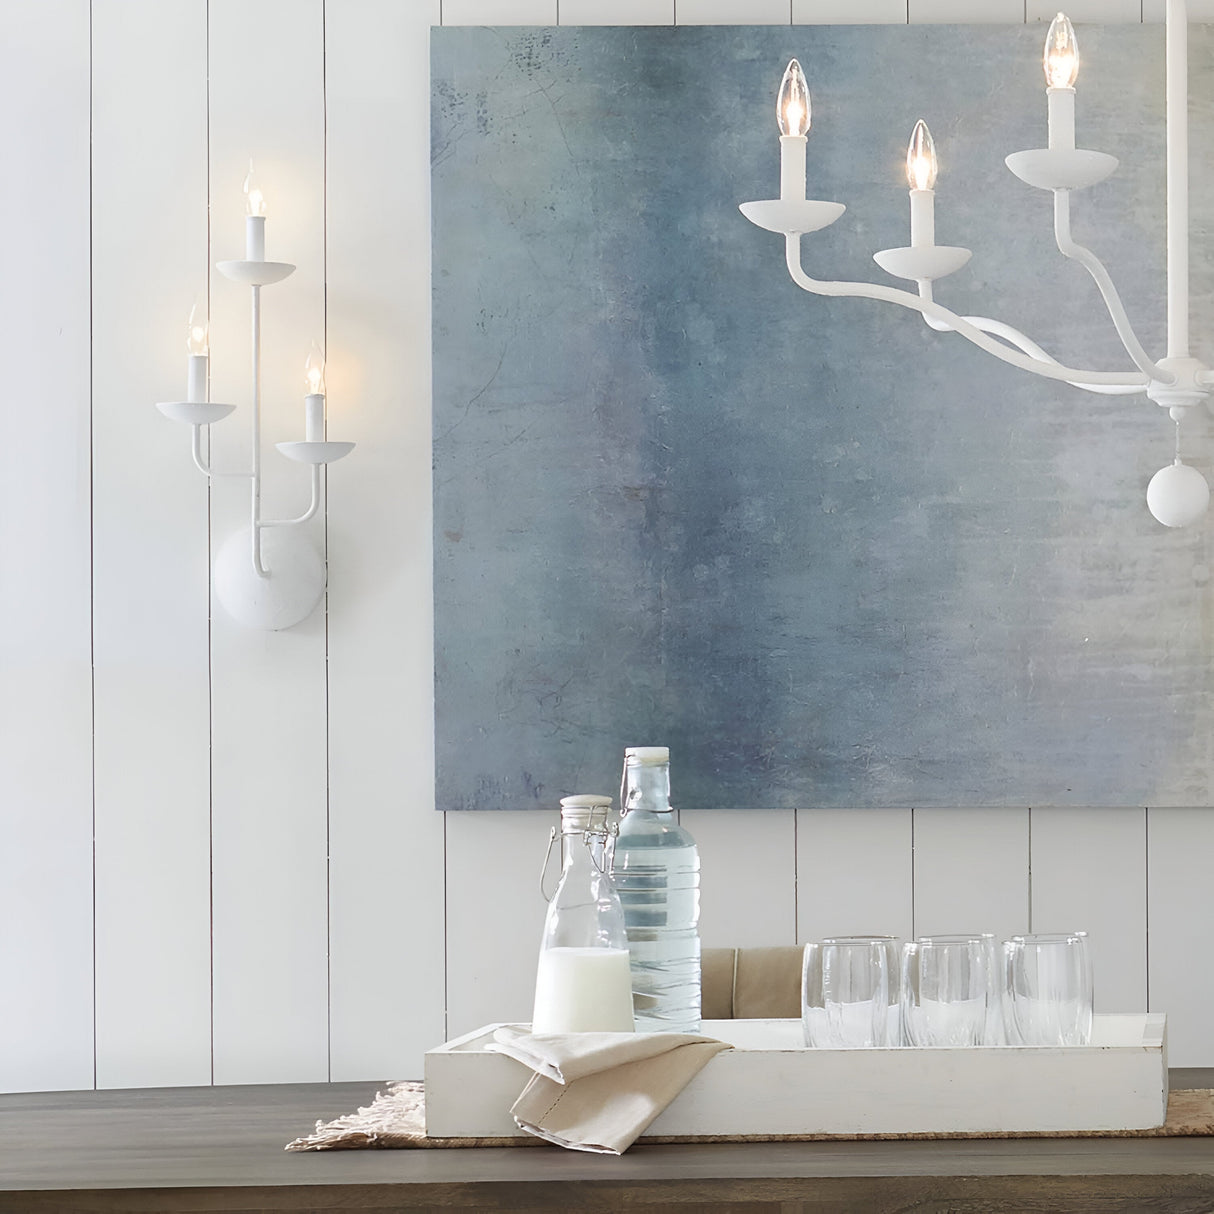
[
  {"xmin": 776, "ymin": 59, "xmax": 811, "ymax": 138},
  {"xmin": 906, "ymin": 119, "xmax": 938, "ymax": 191},
  {"xmin": 243, "ymin": 160, "xmax": 266, "ymax": 217},
  {"xmin": 1044, "ymin": 12, "xmax": 1079, "ymax": 89},
  {"xmin": 304, "ymin": 343, "xmax": 326, "ymax": 395},
  {"xmin": 186, "ymin": 303, "xmax": 208, "ymax": 356}
]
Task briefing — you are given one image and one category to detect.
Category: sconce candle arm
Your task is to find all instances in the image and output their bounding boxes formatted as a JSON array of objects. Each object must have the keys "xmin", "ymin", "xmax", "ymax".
[
  {"xmin": 250, "ymin": 284, "xmax": 269, "ymax": 579},
  {"xmin": 784, "ymin": 234, "xmax": 1149, "ymax": 389},
  {"xmin": 1051, "ymin": 190, "xmax": 1166, "ymax": 381},
  {"xmin": 260, "ymin": 465, "xmax": 322, "ymax": 528},
  {"xmin": 191, "ymin": 425, "xmax": 211, "ymax": 475}
]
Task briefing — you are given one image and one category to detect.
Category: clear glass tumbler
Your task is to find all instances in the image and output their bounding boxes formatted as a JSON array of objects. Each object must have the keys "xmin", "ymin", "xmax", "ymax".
[
  {"xmin": 802, "ymin": 936, "xmax": 900, "ymax": 1048},
  {"xmin": 1003, "ymin": 931, "xmax": 1093, "ymax": 1047},
  {"xmin": 900, "ymin": 936, "xmax": 988, "ymax": 1047}
]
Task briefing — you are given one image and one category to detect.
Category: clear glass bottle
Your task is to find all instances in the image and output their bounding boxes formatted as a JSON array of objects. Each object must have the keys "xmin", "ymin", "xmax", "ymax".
[
  {"xmin": 532, "ymin": 795, "xmax": 635, "ymax": 1034},
  {"xmin": 612, "ymin": 747, "xmax": 701, "ymax": 1033}
]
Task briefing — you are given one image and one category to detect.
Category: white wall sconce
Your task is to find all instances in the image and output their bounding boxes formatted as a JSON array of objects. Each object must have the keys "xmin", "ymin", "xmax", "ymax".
[
  {"xmin": 741, "ymin": 3, "xmax": 1211, "ymax": 530},
  {"xmin": 156, "ymin": 163, "xmax": 354, "ymax": 630}
]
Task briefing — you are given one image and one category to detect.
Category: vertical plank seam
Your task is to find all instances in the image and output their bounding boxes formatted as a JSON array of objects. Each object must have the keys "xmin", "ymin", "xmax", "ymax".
[
  {"xmin": 1026, "ymin": 805, "xmax": 1033, "ymax": 932},
  {"xmin": 792, "ymin": 808, "xmax": 798, "ymax": 943},
  {"xmin": 88, "ymin": 0, "xmax": 98, "ymax": 1092},
  {"xmin": 1144, "ymin": 805, "xmax": 1151, "ymax": 1013},
  {"xmin": 322, "ymin": 0, "xmax": 332, "ymax": 1084},
  {"xmin": 206, "ymin": 0, "xmax": 216, "ymax": 1089},
  {"xmin": 442, "ymin": 811, "xmax": 449, "ymax": 1043}
]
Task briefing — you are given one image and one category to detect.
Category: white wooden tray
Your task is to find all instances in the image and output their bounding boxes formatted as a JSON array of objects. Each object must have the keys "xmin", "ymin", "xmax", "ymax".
[{"xmin": 424, "ymin": 1014, "xmax": 1167, "ymax": 1138}]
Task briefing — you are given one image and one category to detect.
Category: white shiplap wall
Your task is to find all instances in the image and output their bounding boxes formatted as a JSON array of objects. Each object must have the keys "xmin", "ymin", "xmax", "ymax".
[{"xmin": 2, "ymin": 0, "xmax": 1212, "ymax": 1093}]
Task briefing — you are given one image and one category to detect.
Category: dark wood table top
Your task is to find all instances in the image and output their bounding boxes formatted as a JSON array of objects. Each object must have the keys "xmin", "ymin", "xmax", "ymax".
[{"xmin": 1, "ymin": 1069, "xmax": 1212, "ymax": 1212}]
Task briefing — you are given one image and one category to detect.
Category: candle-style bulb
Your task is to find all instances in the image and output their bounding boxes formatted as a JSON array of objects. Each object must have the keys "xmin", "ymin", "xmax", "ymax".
[
  {"xmin": 243, "ymin": 159, "xmax": 267, "ymax": 217},
  {"xmin": 185, "ymin": 303, "xmax": 208, "ymax": 356},
  {"xmin": 906, "ymin": 119, "xmax": 937, "ymax": 191},
  {"xmin": 1044, "ymin": 12, "xmax": 1078, "ymax": 89},
  {"xmin": 776, "ymin": 59, "xmax": 811, "ymax": 138},
  {"xmin": 304, "ymin": 343, "xmax": 326, "ymax": 395}
]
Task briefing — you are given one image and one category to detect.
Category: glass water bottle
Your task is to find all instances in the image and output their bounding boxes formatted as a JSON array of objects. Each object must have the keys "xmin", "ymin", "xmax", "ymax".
[
  {"xmin": 612, "ymin": 747, "xmax": 702, "ymax": 1033},
  {"xmin": 532, "ymin": 795, "xmax": 635, "ymax": 1034}
]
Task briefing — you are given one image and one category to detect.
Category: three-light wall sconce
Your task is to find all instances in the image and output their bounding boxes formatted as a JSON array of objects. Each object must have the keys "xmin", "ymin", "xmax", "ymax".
[{"xmin": 156, "ymin": 163, "xmax": 354, "ymax": 630}]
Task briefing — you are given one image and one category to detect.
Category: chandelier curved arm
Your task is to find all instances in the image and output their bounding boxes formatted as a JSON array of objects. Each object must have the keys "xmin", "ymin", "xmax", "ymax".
[
  {"xmin": 1052, "ymin": 190, "xmax": 1166, "ymax": 382},
  {"xmin": 784, "ymin": 233, "xmax": 1149, "ymax": 389},
  {"xmin": 916, "ymin": 284, "xmax": 1144, "ymax": 396}
]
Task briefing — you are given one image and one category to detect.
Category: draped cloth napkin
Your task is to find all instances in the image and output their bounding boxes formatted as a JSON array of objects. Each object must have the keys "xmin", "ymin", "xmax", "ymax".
[{"xmin": 486, "ymin": 1026, "xmax": 731, "ymax": 1155}]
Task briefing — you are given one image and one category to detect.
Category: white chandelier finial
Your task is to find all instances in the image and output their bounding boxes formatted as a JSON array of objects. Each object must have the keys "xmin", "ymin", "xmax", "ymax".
[{"xmin": 740, "ymin": 4, "xmax": 1211, "ymax": 529}]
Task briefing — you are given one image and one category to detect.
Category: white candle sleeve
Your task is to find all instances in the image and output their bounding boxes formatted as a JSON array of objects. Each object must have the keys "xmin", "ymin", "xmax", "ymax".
[
  {"xmin": 1047, "ymin": 87, "xmax": 1076, "ymax": 153},
  {"xmin": 245, "ymin": 215, "xmax": 266, "ymax": 261},
  {"xmin": 910, "ymin": 189, "xmax": 935, "ymax": 248},
  {"xmin": 305, "ymin": 393, "xmax": 325, "ymax": 442},
  {"xmin": 779, "ymin": 134, "xmax": 808, "ymax": 203},
  {"xmin": 187, "ymin": 353, "xmax": 208, "ymax": 404}
]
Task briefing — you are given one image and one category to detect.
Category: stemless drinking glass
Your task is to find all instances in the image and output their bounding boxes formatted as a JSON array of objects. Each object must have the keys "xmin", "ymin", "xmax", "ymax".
[
  {"xmin": 1003, "ymin": 931, "xmax": 1093, "ymax": 1046},
  {"xmin": 802, "ymin": 936, "xmax": 900, "ymax": 1048},
  {"xmin": 900, "ymin": 936, "xmax": 988, "ymax": 1047}
]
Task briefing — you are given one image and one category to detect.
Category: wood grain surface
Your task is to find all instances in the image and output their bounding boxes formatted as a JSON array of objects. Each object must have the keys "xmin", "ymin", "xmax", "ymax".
[{"xmin": 2, "ymin": 1075, "xmax": 1214, "ymax": 1212}]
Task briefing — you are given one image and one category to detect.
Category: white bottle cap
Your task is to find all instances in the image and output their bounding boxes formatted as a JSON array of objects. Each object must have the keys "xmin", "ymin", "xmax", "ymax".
[
  {"xmin": 624, "ymin": 746, "xmax": 669, "ymax": 765},
  {"xmin": 559, "ymin": 794, "xmax": 612, "ymax": 831}
]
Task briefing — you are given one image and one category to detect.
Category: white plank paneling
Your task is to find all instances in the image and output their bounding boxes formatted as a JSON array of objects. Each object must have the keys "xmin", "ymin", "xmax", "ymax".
[
  {"xmin": 561, "ymin": 0, "xmax": 675, "ymax": 20},
  {"xmin": 325, "ymin": 0, "xmax": 447, "ymax": 1082},
  {"xmin": 912, "ymin": 808, "xmax": 1030, "ymax": 940},
  {"xmin": 1026, "ymin": 0, "xmax": 1140, "ymax": 19},
  {"xmin": 443, "ymin": 0, "xmax": 559, "ymax": 22},
  {"xmin": 1144, "ymin": 0, "xmax": 1214, "ymax": 18},
  {"xmin": 907, "ymin": 0, "xmax": 1022, "ymax": 20},
  {"xmin": 91, "ymin": 0, "xmax": 213, "ymax": 1089},
  {"xmin": 793, "ymin": 0, "xmax": 906, "ymax": 21},
  {"xmin": 680, "ymin": 810, "xmax": 796, "ymax": 948},
  {"xmin": 1030, "ymin": 807, "xmax": 1146, "ymax": 1014},
  {"xmin": 208, "ymin": 0, "xmax": 330, "ymax": 1085},
  {"xmin": 0, "ymin": 0, "xmax": 95, "ymax": 1094},
  {"xmin": 446, "ymin": 812, "xmax": 552, "ymax": 1038},
  {"xmin": 797, "ymin": 809, "xmax": 913, "ymax": 942},
  {"xmin": 675, "ymin": 0, "xmax": 790, "ymax": 22},
  {"xmin": 1148, "ymin": 808, "xmax": 1214, "ymax": 1068}
]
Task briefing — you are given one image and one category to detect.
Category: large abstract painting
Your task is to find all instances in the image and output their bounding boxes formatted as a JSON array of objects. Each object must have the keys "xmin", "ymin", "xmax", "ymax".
[{"xmin": 432, "ymin": 24, "xmax": 1214, "ymax": 811}]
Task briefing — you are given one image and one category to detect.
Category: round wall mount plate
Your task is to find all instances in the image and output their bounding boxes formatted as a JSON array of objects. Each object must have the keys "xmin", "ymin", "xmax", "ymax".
[{"xmin": 213, "ymin": 526, "xmax": 326, "ymax": 630}]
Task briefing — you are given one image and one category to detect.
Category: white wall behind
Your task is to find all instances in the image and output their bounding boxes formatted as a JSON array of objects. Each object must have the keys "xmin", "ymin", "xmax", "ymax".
[{"xmin": 1, "ymin": 0, "xmax": 1210, "ymax": 1093}]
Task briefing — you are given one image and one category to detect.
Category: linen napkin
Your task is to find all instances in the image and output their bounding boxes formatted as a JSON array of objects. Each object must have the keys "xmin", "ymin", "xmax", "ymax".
[{"xmin": 487, "ymin": 1025, "xmax": 730, "ymax": 1155}]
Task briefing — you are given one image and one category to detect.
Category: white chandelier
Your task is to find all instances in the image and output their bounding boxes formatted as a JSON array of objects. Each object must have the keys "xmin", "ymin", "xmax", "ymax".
[{"xmin": 741, "ymin": 2, "xmax": 1209, "ymax": 530}]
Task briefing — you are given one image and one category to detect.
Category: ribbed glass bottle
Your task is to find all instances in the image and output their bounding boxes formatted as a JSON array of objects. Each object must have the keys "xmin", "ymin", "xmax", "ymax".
[{"xmin": 612, "ymin": 747, "xmax": 701, "ymax": 1033}]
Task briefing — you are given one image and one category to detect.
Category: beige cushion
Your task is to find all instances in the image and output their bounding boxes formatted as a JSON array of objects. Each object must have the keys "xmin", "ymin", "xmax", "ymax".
[{"xmin": 701, "ymin": 945, "xmax": 803, "ymax": 1020}]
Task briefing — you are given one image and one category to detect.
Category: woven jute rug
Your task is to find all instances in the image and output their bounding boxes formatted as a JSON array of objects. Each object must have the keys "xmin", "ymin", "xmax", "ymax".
[{"xmin": 285, "ymin": 1083, "xmax": 1214, "ymax": 1152}]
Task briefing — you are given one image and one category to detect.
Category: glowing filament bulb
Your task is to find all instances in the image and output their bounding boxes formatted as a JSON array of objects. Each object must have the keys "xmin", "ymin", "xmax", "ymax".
[
  {"xmin": 776, "ymin": 59, "xmax": 811, "ymax": 138},
  {"xmin": 906, "ymin": 119, "xmax": 937, "ymax": 191},
  {"xmin": 1044, "ymin": 12, "xmax": 1078, "ymax": 89},
  {"xmin": 243, "ymin": 159, "xmax": 266, "ymax": 217},
  {"xmin": 186, "ymin": 303, "xmax": 208, "ymax": 356},
  {"xmin": 304, "ymin": 343, "xmax": 326, "ymax": 395}
]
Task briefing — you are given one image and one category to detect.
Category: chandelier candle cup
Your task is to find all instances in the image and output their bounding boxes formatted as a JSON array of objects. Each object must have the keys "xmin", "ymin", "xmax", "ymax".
[
  {"xmin": 802, "ymin": 936, "xmax": 901, "ymax": 1049},
  {"xmin": 901, "ymin": 937, "xmax": 988, "ymax": 1047},
  {"xmin": 1003, "ymin": 931, "xmax": 1093, "ymax": 1047},
  {"xmin": 612, "ymin": 747, "xmax": 701, "ymax": 1033},
  {"xmin": 532, "ymin": 795, "xmax": 634, "ymax": 1035}
]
